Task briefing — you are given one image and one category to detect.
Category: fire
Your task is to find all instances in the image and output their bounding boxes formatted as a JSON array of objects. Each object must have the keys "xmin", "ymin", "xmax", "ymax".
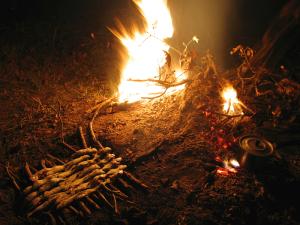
[
  {"xmin": 217, "ymin": 158, "xmax": 240, "ymax": 176},
  {"xmin": 111, "ymin": 0, "xmax": 186, "ymax": 103},
  {"xmin": 229, "ymin": 159, "xmax": 240, "ymax": 168},
  {"xmin": 222, "ymin": 87, "xmax": 243, "ymax": 115}
]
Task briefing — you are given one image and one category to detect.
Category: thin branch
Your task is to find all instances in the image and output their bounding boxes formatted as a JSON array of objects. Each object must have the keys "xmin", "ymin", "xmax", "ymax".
[
  {"xmin": 89, "ymin": 96, "xmax": 115, "ymax": 150},
  {"xmin": 112, "ymin": 193, "xmax": 119, "ymax": 214},
  {"xmin": 86, "ymin": 96, "xmax": 116, "ymax": 113},
  {"xmin": 51, "ymin": 100, "xmax": 78, "ymax": 152},
  {"xmin": 6, "ymin": 163, "xmax": 20, "ymax": 190},
  {"xmin": 128, "ymin": 78, "xmax": 190, "ymax": 88},
  {"xmin": 141, "ymin": 88, "xmax": 168, "ymax": 100},
  {"xmin": 47, "ymin": 153, "xmax": 65, "ymax": 165},
  {"xmin": 89, "ymin": 122, "xmax": 104, "ymax": 149},
  {"xmin": 79, "ymin": 126, "xmax": 88, "ymax": 148},
  {"xmin": 145, "ymin": 31, "xmax": 182, "ymax": 55},
  {"xmin": 25, "ymin": 162, "xmax": 35, "ymax": 182},
  {"xmin": 124, "ymin": 171, "xmax": 149, "ymax": 190},
  {"xmin": 210, "ymin": 111, "xmax": 245, "ymax": 118},
  {"xmin": 91, "ymin": 97, "xmax": 115, "ymax": 124}
]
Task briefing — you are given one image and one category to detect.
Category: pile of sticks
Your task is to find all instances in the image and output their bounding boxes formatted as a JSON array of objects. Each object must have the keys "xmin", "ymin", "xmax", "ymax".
[
  {"xmin": 6, "ymin": 97, "xmax": 149, "ymax": 224},
  {"xmin": 24, "ymin": 147, "xmax": 127, "ymax": 218}
]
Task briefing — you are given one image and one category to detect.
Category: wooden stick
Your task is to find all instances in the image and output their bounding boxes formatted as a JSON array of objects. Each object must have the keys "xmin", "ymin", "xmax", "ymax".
[
  {"xmin": 106, "ymin": 184, "xmax": 128, "ymax": 198},
  {"xmin": 86, "ymin": 96, "xmax": 116, "ymax": 114},
  {"xmin": 57, "ymin": 216, "xmax": 66, "ymax": 225},
  {"xmin": 25, "ymin": 162, "xmax": 35, "ymax": 182},
  {"xmin": 61, "ymin": 142, "xmax": 78, "ymax": 152},
  {"xmin": 79, "ymin": 126, "xmax": 88, "ymax": 149},
  {"xmin": 117, "ymin": 178, "xmax": 133, "ymax": 190},
  {"xmin": 209, "ymin": 111, "xmax": 245, "ymax": 118},
  {"xmin": 124, "ymin": 171, "xmax": 149, "ymax": 190},
  {"xmin": 89, "ymin": 96, "xmax": 115, "ymax": 150},
  {"xmin": 129, "ymin": 78, "xmax": 190, "ymax": 88},
  {"xmin": 142, "ymin": 87, "xmax": 168, "ymax": 100},
  {"xmin": 6, "ymin": 163, "xmax": 20, "ymax": 191},
  {"xmin": 55, "ymin": 100, "xmax": 78, "ymax": 153},
  {"xmin": 90, "ymin": 97, "xmax": 115, "ymax": 122},
  {"xmin": 41, "ymin": 160, "xmax": 47, "ymax": 169},
  {"xmin": 45, "ymin": 159, "xmax": 56, "ymax": 167},
  {"xmin": 89, "ymin": 122, "xmax": 104, "ymax": 149},
  {"xmin": 112, "ymin": 193, "xmax": 119, "ymax": 214},
  {"xmin": 86, "ymin": 196, "xmax": 100, "ymax": 209},
  {"xmin": 79, "ymin": 201, "xmax": 91, "ymax": 215},
  {"xmin": 47, "ymin": 154, "xmax": 65, "ymax": 165},
  {"xmin": 57, "ymin": 101, "xmax": 65, "ymax": 144},
  {"xmin": 96, "ymin": 191, "xmax": 113, "ymax": 209},
  {"xmin": 68, "ymin": 206, "xmax": 80, "ymax": 215},
  {"xmin": 44, "ymin": 212, "xmax": 56, "ymax": 225}
]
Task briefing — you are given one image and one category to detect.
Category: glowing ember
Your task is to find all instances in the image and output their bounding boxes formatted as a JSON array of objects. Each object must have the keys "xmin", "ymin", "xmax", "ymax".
[
  {"xmin": 222, "ymin": 87, "xmax": 243, "ymax": 115},
  {"xmin": 216, "ymin": 168, "xmax": 230, "ymax": 176},
  {"xmin": 111, "ymin": 0, "xmax": 186, "ymax": 103},
  {"xmin": 224, "ymin": 158, "xmax": 240, "ymax": 173},
  {"xmin": 217, "ymin": 158, "xmax": 240, "ymax": 176},
  {"xmin": 229, "ymin": 159, "xmax": 240, "ymax": 168}
]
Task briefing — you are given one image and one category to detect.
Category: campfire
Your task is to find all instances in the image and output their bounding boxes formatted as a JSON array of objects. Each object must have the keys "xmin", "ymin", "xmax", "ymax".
[
  {"xmin": 108, "ymin": 0, "xmax": 253, "ymax": 177},
  {"xmin": 110, "ymin": 0, "xmax": 187, "ymax": 103},
  {"xmin": 222, "ymin": 86, "xmax": 243, "ymax": 116},
  {"xmin": 2, "ymin": 0, "xmax": 300, "ymax": 225}
]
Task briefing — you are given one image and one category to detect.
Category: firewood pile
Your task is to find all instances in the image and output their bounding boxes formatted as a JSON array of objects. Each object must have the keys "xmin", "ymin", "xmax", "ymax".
[
  {"xmin": 6, "ymin": 102, "xmax": 149, "ymax": 224},
  {"xmin": 24, "ymin": 147, "xmax": 126, "ymax": 217}
]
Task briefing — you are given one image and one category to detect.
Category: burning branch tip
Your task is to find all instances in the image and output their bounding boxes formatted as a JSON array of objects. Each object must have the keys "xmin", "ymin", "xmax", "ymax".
[{"xmin": 192, "ymin": 36, "xmax": 199, "ymax": 43}]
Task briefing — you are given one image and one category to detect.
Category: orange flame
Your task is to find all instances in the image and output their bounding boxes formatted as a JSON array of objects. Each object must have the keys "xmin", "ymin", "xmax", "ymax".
[
  {"xmin": 217, "ymin": 158, "xmax": 240, "ymax": 176},
  {"xmin": 111, "ymin": 0, "xmax": 186, "ymax": 103},
  {"xmin": 222, "ymin": 87, "xmax": 243, "ymax": 115}
]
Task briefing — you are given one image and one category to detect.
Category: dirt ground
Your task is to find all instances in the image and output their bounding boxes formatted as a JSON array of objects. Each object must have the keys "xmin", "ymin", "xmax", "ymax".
[{"xmin": 1, "ymin": 2, "xmax": 300, "ymax": 225}]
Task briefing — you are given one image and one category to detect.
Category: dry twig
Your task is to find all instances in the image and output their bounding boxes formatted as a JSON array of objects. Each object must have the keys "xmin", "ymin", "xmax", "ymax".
[{"xmin": 6, "ymin": 162, "xmax": 21, "ymax": 191}]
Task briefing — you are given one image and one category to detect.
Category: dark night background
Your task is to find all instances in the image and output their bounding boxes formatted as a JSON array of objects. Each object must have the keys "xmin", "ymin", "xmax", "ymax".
[{"xmin": 0, "ymin": 0, "xmax": 288, "ymax": 67}]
